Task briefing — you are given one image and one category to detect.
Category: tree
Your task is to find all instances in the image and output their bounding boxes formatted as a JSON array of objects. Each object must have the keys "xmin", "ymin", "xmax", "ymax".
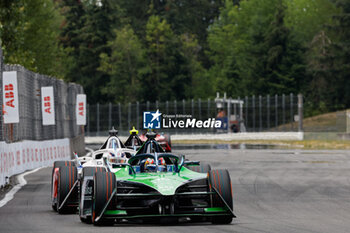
[
  {"xmin": 326, "ymin": 0, "xmax": 350, "ymax": 109},
  {"xmin": 0, "ymin": 0, "xmax": 66, "ymax": 77},
  {"xmin": 285, "ymin": 0, "xmax": 339, "ymax": 44},
  {"xmin": 59, "ymin": 0, "xmax": 120, "ymax": 103},
  {"xmin": 99, "ymin": 26, "xmax": 146, "ymax": 103},
  {"xmin": 261, "ymin": 1, "xmax": 306, "ymax": 95},
  {"xmin": 0, "ymin": 0, "xmax": 25, "ymax": 63},
  {"xmin": 143, "ymin": 15, "xmax": 177, "ymax": 101},
  {"xmin": 305, "ymin": 30, "xmax": 335, "ymax": 115}
]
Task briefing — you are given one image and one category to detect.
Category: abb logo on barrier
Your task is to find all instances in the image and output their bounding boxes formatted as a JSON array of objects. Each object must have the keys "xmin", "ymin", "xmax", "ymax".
[
  {"xmin": 41, "ymin": 87, "xmax": 55, "ymax": 125},
  {"xmin": 44, "ymin": 96, "xmax": 51, "ymax": 114},
  {"xmin": 2, "ymin": 71, "xmax": 19, "ymax": 123},
  {"xmin": 78, "ymin": 102, "xmax": 84, "ymax": 116},
  {"xmin": 4, "ymin": 84, "xmax": 15, "ymax": 108},
  {"xmin": 76, "ymin": 94, "xmax": 86, "ymax": 125}
]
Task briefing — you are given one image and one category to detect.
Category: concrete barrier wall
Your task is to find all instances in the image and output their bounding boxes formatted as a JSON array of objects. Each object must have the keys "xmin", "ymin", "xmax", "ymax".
[{"xmin": 0, "ymin": 138, "xmax": 70, "ymax": 187}]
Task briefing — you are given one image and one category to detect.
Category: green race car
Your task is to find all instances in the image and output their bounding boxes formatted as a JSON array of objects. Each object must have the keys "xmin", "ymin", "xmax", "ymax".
[{"xmin": 79, "ymin": 132, "xmax": 235, "ymax": 225}]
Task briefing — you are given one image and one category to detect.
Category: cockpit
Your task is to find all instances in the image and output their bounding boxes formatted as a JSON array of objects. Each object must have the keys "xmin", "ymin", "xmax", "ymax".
[
  {"xmin": 128, "ymin": 154, "xmax": 180, "ymax": 173},
  {"xmin": 100, "ymin": 136, "xmax": 125, "ymax": 150}
]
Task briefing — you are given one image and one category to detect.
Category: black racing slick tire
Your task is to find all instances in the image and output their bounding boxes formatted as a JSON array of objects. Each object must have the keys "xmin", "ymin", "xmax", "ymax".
[
  {"xmin": 187, "ymin": 162, "xmax": 211, "ymax": 173},
  {"xmin": 92, "ymin": 171, "xmax": 116, "ymax": 226},
  {"xmin": 79, "ymin": 167, "xmax": 106, "ymax": 224},
  {"xmin": 164, "ymin": 134, "xmax": 172, "ymax": 152},
  {"xmin": 51, "ymin": 161, "xmax": 75, "ymax": 211},
  {"xmin": 209, "ymin": 169, "xmax": 233, "ymax": 224},
  {"xmin": 57, "ymin": 165, "xmax": 77, "ymax": 214},
  {"xmin": 83, "ymin": 167, "xmax": 106, "ymax": 177}
]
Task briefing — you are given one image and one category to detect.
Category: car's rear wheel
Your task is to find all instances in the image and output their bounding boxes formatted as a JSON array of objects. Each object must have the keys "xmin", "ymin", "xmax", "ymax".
[
  {"xmin": 208, "ymin": 169, "xmax": 233, "ymax": 224},
  {"xmin": 57, "ymin": 165, "xmax": 77, "ymax": 214},
  {"xmin": 92, "ymin": 171, "xmax": 116, "ymax": 226},
  {"xmin": 51, "ymin": 161, "xmax": 75, "ymax": 211},
  {"xmin": 187, "ymin": 162, "xmax": 211, "ymax": 173},
  {"xmin": 164, "ymin": 134, "xmax": 171, "ymax": 152}
]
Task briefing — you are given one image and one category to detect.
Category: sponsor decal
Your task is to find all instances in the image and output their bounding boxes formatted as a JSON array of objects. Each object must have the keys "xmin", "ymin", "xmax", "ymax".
[
  {"xmin": 76, "ymin": 94, "xmax": 86, "ymax": 125},
  {"xmin": 2, "ymin": 71, "xmax": 19, "ymax": 123},
  {"xmin": 41, "ymin": 86, "xmax": 55, "ymax": 125}
]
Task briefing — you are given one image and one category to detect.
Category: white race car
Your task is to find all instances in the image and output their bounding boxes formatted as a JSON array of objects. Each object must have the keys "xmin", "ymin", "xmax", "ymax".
[{"xmin": 51, "ymin": 128, "xmax": 136, "ymax": 214}]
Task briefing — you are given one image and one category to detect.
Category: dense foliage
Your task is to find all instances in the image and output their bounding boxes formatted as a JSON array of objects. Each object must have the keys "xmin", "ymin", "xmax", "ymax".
[{"xmin": 0, "ymin": 0, "xmax": 348, "ymax": 115}]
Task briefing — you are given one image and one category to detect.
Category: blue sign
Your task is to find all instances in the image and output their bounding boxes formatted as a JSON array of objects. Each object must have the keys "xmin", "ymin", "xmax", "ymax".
[{"xmin": 143, "ymin": 110, "xmax": 161, "ymax": 129}]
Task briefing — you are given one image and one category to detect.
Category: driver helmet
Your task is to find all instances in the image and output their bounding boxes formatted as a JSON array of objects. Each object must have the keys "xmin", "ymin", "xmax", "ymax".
[
  {"xmin": 158, "ymin": 157, "xmax": 166, "ymax": 165},
  {"xmin": 106, "ymin": 152, "xmax": 117, "ymax": 163},
  {"xmin": 144, "ymin": 158, "xmax": 156, "ymax": 171}
]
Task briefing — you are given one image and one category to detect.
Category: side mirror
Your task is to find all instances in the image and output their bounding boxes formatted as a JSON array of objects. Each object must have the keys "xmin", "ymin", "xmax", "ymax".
[
  {"xmin": 184, "ymin": 161, "xmax": 200, "ymax": 166},
  {"xmin": 125, "ymin": 152, "xmax": 132, "ymax": 159}
]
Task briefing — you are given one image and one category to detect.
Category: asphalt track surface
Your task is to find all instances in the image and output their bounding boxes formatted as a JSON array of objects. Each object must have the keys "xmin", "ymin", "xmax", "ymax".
[{"xmin": 1, "ymin": 146, "xmax": 350, "ymax": 233}]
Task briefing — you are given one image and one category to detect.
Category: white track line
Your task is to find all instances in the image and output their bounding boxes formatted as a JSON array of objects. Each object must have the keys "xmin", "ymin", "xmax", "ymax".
[{"xmin": 0, "ymin": 167, "xmax": 43, "ymax": 208}]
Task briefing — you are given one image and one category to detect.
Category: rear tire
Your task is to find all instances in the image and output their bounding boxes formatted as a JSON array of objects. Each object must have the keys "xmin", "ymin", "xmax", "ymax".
[
  {"xmin": 187, "ymin": 162, "xmax": 211, "ymax": 173},
  {"xmin": 164, "ymin": 134, "xmax": 171, "ymax": 152},
  {"xmin": 57, "ymin": 165, "xmax": 77, "ymax": 214},
  {"xmin": 208, "ymin": 169, "xmax": 233, "ymax": 224},
  {"xmin": 51, "ymin": 161, "xmax": 75, "ymax": 211},
  {"xmin": 92, "ymin": 171, "xmax": 116, "ymax": 226}
]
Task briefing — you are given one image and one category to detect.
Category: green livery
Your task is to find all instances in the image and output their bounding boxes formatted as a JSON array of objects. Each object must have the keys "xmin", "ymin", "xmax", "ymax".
[{"xmin": 80, "ymin": 132, "xmax": 235, "ymax": 225}]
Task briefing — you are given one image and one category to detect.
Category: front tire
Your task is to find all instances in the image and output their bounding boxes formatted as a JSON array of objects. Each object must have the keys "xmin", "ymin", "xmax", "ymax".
[
  {"xmin": 79, "ymin": 167, "xmax": 106, "ymax": 223},
  {"xmin": 209, "ymin": 169, "xmax": 233, "ymax": 224},
  {"xmin": 92, "ymin": 171, "xmax": 116, "ymax": 226}
]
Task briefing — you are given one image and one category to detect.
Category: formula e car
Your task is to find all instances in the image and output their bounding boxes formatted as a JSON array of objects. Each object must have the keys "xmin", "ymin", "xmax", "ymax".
[
  {"xmin": 124, "ymin": 127, "xmax": 143, "ymax": 151},
  {"xmin": 79, "ymin": 132, "xmax": 235, "ymax": 225},
  {"xmin": 139, "ymin": 130, "xmax": 171, "ymax": 152},
  {"xmin": 51, "ymin": 128, "xmax": 136, "ymax": 214}
]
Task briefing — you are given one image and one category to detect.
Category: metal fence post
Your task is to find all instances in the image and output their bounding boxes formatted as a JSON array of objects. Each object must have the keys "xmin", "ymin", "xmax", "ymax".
[
  {"xmin": 245, "ymin": 96, "xmax": 248, "ymax": 131},
  {"xmin": 166, "ymin": 101, "xmax": 169, "ymax": 114},
  {"xmin": 96, "ymin": 103, "xmax": 100, "ymax": 136},
  {"xmin": 136, "ymin": 101, "xmax": 140, "ymax": 130},
  {"xmin": 147, "ymin": 101, "xmax": 150, "ymax": 111},
  {"xmin": 128, "ymin": 102, "xmax": 131, "ymax": 130},
  {"xmin": 207, "ymin": 98, "xmax": 210, "ymax": 119},
  {"xmin": 252, "ymin": 95, "xmax": 255, "ymax": 132},
  {"xmin": 156, "ymin": 100, "xmax": 159, "ymax": 109},
  {"xmin": 108, "ymin": 102, "xmax": 112, "ymax": 130},
  {"xmin": 267, "ymin": 95, "xmax": 270, "ymax": 130},
  {"xmin": 290, "ymin": 93, "xmax": 294, "ymax": 131},
  {"xmin": 198, "ymin": 98, "xmax": 201, "ymax": 120},
  {"xmin": 183, "ymin": 99, "xmax": 185, "ymax": 114},
  {"xmin": 275, "ymin": 95, "xmax": 278, "ymax": 129},
  {"xmin": 191, "ymin": 99, "xmax": 194, "ymax": 117},
  {"xmin": 118, "ymin": 103, "xmax": 122, "ymax": 130},
  {"xmin": 259, "ymin": 95, "xmax": 262, "ymax": 131},
  {"xmin": 87, "ymin": 104, "xmax": 90, "ymax": 136},
  {"xmin": 227, "ymin": 98, "xmax": 232, "ymax": 133},
  {"xmin": 174, "ymin": 100, "xmax": 177, "ymax": 134},
  {"xmin": 298, "ymin": 94, "xmax": 303, "ymax": 132},
  {"xmin": 282, "ymin": 94, "xmax": 286, "ymax": 130}
]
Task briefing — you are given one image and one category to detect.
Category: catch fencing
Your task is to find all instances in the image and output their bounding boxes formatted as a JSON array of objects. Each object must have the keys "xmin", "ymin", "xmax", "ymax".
[
  {"xmin": 0, "ymin": 49, "xmax": 84, "ymax": 143},
  {"xmin": 86, "ymin": 94, "xmax": 303, "ymax": 136},
  {"xmin": 0, "ymin": 48, "xmax": 85, "ymax": 187}
]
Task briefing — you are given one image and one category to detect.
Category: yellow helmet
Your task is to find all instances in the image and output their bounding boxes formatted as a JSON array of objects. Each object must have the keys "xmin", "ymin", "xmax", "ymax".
[{"xmin": 129, "ymin": 126, "xmax": 138, "ymax": 135}]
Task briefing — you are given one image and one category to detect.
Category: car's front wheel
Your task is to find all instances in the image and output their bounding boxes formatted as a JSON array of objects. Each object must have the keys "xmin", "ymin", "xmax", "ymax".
[
  {"xmin": 92, "ymin": 171, "xmax": 116, "ymax": 226},
  {"xmin": 208, "ymin": 169, "xmax": 233, "ymax": 224}
]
